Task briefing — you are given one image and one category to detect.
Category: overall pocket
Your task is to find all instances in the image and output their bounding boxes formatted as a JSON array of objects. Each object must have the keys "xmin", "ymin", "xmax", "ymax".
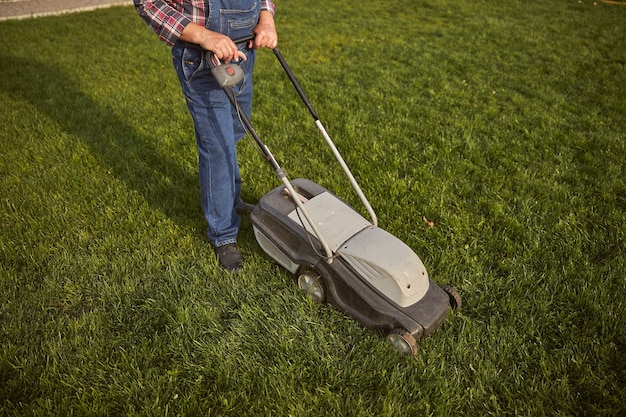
[
  {"xmin": 178, "ymin": 46, "xmax": 206, "ymax": 83},
  {"xmin": 219, "ymin": 1, "xmax": 259, "ymax": 40}
]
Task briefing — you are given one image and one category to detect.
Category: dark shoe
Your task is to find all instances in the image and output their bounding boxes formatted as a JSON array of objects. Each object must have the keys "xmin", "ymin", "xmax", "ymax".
[
  {"xmin": 214, "ymin": 243, "xmax": 243, "ymax": 271},
  {"xmin": 235, "ymin": 201, "xmax": 256, "ymax": 215}
]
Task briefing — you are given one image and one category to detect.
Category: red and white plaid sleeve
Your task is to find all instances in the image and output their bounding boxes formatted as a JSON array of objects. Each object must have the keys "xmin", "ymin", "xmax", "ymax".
[
  {"xmin": 261, "ymin": 0, "xmax": 276, "ymax": 15},
  {"xmin": 134, "ymin": 1, "xmax": 192, "ymax": 47}
]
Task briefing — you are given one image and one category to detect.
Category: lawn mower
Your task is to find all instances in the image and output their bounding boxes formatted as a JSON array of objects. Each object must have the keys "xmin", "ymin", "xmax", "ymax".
[{"xmin": 209, "ymin": 36, "xmax": 461, "ymax": 356}]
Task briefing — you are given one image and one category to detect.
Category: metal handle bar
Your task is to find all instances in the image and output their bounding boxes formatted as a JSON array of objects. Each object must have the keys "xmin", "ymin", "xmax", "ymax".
[{"xmin": 271, "ymin": 47, "xmax": 378, "ymax": 227}]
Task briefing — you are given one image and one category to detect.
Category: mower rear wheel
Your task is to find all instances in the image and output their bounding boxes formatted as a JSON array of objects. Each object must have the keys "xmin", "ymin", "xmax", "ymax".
[
  {"xmin": 387, "ymin": 328, "xmax": 418, "ymax": 357},
  {"xmin": 441, "ymin": 285, "xmax": 462, "ymax": 310},
  {"xmin": 297, "ymin": 268, "xmax": 325, "ymax": 303}
]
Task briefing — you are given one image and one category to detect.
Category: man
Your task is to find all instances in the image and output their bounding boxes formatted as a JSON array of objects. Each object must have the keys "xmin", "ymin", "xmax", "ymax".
[{"xmin": 133, "ymin": 1, "xmax": 278, "ymax": 271}]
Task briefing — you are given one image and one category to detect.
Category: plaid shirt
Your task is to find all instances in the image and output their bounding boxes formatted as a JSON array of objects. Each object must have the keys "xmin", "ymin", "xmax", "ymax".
[{"xmin": 134, "ymin": 1, "xmax": 276, "ymax": 47}]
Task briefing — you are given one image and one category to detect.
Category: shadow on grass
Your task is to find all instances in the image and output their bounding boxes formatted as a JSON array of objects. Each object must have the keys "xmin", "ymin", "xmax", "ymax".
[{"xmin": 1, "ymin": 54, "xmax": 203, "ymax": 234}]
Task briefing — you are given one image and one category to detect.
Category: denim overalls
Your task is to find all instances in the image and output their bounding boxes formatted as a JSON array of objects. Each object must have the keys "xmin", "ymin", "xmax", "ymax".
[{"xmin": 171, "ymin": 1, "xmax": 260, "ymax": 248}]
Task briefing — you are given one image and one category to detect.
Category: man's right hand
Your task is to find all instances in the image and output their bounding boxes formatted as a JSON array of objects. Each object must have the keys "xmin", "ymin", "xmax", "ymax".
[{"xmin": 179, "ymin": 23, "xmax": 247, "ymax": 63}]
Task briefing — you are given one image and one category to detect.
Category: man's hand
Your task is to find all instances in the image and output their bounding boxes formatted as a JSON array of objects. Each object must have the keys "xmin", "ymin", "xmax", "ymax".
[
  {"xmin": 180, "ymin": 22, "xmax": 247, "ymax": 62},
  {"xmin": 251, "ymin": 10, "xmax": 278, "ymax": 49}
]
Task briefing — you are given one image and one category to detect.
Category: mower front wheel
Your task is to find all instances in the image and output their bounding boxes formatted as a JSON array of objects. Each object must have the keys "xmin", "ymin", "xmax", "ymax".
[
  {"xmin": 297, "ymin": 267, "xmax": 325, "ymax": 304},
  {"xmin": 387, "ymin": 328, "xmax": 418, "ymax": 357}
]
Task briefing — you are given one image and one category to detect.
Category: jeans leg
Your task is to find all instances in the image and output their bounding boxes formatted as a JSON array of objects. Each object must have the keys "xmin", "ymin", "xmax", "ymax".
[
  {"xmin": 172, "ymin": 44, "xmax": 255, "ymax": 247},
  {"xmin": 194, "ymin": 101, "xmax": 240, "ymax": 247}
]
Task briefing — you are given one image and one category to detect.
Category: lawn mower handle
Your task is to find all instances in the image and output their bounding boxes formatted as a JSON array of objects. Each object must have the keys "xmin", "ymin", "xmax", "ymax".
[
  {"xmin": 224, "ymin": 35, "xmax": 378, "ymax": 234},
  {"xmin": 230, "ymin": 35, "xmax": 378, "ymax": 228}
]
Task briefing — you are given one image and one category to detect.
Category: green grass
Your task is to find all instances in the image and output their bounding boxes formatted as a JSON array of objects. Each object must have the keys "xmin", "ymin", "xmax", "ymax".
[{"xmin": 1, "ymin": 0, "xmax": 625, "ymax": 415}]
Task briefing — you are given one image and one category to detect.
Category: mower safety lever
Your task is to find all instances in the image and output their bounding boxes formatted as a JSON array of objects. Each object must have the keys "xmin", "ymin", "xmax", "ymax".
[
  {"xmin": 203, "ymin": 34, "xmax": 255, "ymax": 87},
  {"xmin": 203, "ymin": 34, "xmax": 257, "ymax": 70}
]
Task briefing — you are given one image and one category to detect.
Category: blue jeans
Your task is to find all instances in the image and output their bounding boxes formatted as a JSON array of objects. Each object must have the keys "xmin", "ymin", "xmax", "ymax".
[{"xmin": 171, "ymin": 2, "xmax": 259, "ymax": 247}]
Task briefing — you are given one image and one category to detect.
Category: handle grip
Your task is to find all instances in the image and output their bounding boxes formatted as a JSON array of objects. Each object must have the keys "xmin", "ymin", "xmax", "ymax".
[{"xmin": 232, "ymin": 34, "xmax": 256, "ymax": 45}]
